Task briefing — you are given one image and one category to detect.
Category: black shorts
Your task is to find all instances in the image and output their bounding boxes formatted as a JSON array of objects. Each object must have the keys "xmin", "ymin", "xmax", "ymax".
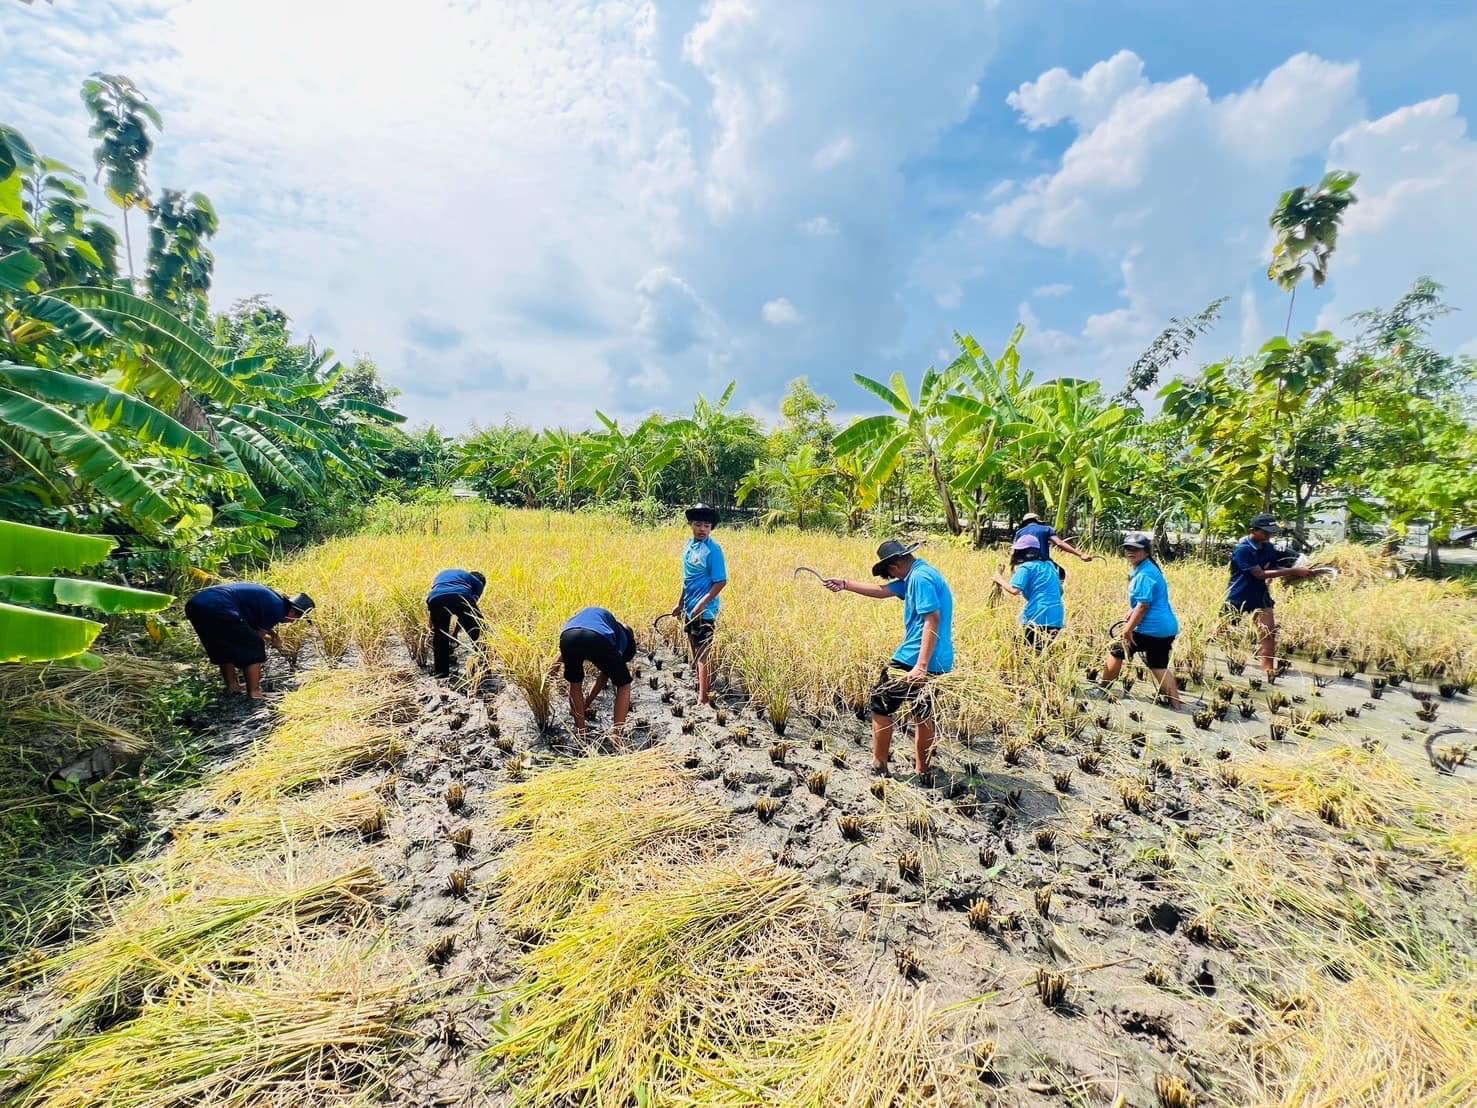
[
  {"xmin": 1110, "ymin": 632, "xmax": 1175, "ymax": 670},
  {"xmin": 1052, "ymin": 561, "xmax": 1066, "ymax": 582},
  {"xmin": 559, "ymin": 627, "xmax": 633, "ymax": 687},
  {"xmin": 185, "ymin": 598, "xmax": 266, "ymax": 667},
  {"xmin": 1023, "ymin": 625, "xmax": 1061, "ymax": 651},
  {"xmin": 685, "ymin": 616, "xmax": 716, "ymax": 660},
  {"xmin": 868, "ymin": 662, "xmax": 937, "ymax": 721},
  {"xmin": 1225, "ymin": 598, "xmax": 1273, "ymax": 615}
]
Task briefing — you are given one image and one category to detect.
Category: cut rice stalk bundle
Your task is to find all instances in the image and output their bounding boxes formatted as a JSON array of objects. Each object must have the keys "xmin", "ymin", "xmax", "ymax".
[
  {"xmin": 8, "ymin": 936, "xmax": 417, "ymax": 1108},
  {"xmin": 27, "ymin": 854, "xmax": 382, "ymax": 1023},
  {"xmin": 483, "ymin": 855, "xmax": 828, "ymax": 1107},
  {"xmin": 170, "ymin": 784, "xmax": 386, "ymax": 858},
  {"xmin": 492, "ymin": 749, "xmax": 725, "ymax": 930},
  {"xmin": 211, "ymin": 719, "xmax": 402, "ymax": 805}
]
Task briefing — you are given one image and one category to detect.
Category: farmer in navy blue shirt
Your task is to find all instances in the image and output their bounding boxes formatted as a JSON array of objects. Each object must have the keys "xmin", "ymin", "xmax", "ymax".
[
  {"xmin": 1014, "ymin": 512, "xmax": 1094, "ymax": 581},
  {"xmin": 1225, "ymin": 514, "xmax": 1314, "ymax": 680},
  {"xmin": 547, "ymin": 607, "xmax": 637, "ymax": 740},
  {"xmin": 824, "ymin": 540, "xmax": 953, "ymax": 781},
  {"xmin": 426, "ymin": 569, "xmax": 486, "ymax": 678},
  {"xmin": 673, "ymin": 504, "xmax": 728, "ymax": 705},
  {"xmin": 184, "ymin": 583, "xmax": 314, "ymax": 699}
]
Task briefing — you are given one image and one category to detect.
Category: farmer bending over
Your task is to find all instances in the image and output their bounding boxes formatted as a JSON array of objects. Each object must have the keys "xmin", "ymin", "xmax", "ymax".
[
  {"xmin": 426, "ymin": 568, "xmax": 486, "ymax": 679},
  {"xmin": 1225, "ymin": 513, "xmax": 1314, "ymax": 681},
  {"xmin": 184, "ymin": 583, "xmax": 314, "ymax": 700},
  {"xmin": 1015, "ymin": 512, "xmax": 1093, "ymax": 582},
  {"xmin": 674, "ymin": 504, "xmax": 727, "ymax": 705},
  {"xmin": 824, "ymin": 540, "xmax": 954, "ymax": 779},
  {"xmin": 548, "ymin": 606, "xmax": 636, "ymax": 740},
  {"xmin": 992, "ymin": 535, "xmax": 1065, "ymax": 650},
  {"xmin": 1100, "ymin": 534, "xmax": 1181, "ymax": 708}
]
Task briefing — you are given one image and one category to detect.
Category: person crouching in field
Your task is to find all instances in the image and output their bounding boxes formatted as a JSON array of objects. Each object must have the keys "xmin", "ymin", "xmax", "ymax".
[
  {"xmin": 675, "ymin": 504, "xmax": 727, "ymax": 705},
  {"xmin": 1100, "ymin": 534, "xmax": 1182, "ymax": 708},
  {"xmin": 1225, "ymin": 513, "xmax": 1314, "ymax": 681},
  {"xmin": 185, "ymin": 583, "xmax": 314, "ymax": 699},
  {"xmin": 426, "ymin": 568, "xmax": 486, "ymax": 679},
  {"xmin": 824, "ymin": 540, "xmax": 954, "ymax": 780},
  {"xmin": 1015, "ymin": 511, "xmax": 1094, "ymax": 581},
  {"xmin": 548, "ymin": 607, "xmax": 636, "ymax": 740},
  {"xmin": 992, "ymin": 536, "xmax": 1065, "ymax": 650}
]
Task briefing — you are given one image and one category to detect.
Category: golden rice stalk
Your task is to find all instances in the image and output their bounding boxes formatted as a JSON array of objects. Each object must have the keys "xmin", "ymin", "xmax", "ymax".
[
  {"xmin": 10, "ymin": 936, "xmax": 416, "ymax": 1108},
  {"xmin": 170, "ymin": 784, "xmax": 386, "ymax": 858},
  {"xmin": 492, "ymin": 749, "xmax": 724, "ymax": 930},
  {"xmin": 28, "ymin": 853, "xmax": 382, "ymax": 1022}
]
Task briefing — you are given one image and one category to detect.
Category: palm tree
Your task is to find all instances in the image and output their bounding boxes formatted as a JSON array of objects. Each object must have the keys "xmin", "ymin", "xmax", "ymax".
[
  {"xmin": 833, "ymin": 363, "xmax": 964, "ymax": 533},
  {"xmin": 736, "ymin": 445, "xmax": 834, "ymax": 528}
]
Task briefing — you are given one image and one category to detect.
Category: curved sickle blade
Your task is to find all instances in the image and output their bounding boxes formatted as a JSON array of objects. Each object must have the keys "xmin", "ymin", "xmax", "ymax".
[{"xmin": 792, "ymin": 566, "xmax": 827, "ymax": 582}]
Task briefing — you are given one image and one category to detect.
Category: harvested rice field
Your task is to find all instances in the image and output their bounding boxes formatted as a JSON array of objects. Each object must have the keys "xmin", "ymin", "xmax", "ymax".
[{"xmin": 3, "ymin": 508, "xmax": 1476, "ymax": 1107}]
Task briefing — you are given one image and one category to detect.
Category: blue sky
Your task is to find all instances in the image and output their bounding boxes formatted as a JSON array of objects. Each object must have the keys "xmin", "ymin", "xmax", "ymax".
[{"xmin": 4, "ymin": 0, "xmax": 1476, "ymax": 432}]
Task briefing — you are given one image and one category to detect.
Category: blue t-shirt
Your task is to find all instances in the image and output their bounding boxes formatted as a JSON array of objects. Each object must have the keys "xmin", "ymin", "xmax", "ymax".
[
  {"xmin": 428, "ymin": 569, "xmax": 484, "ymax": 603},
  {"xmin": 192, "ymin": 583, "xmax": 289, "ymax": 631},
  {"xmin": 1016, "ymin": 522, "xmax": 1058, "ymax": 562},
  {"xmin": 563, "ymin": 607, "xmax": 632, "ymax": 656},
  {"xmin": 681, "ymin": 537, "xmax": 727, "ymax": 620},
  {"xmin": 885, "ymin": 559, "xmax": 954, "ymax": 673},
  {"xmin": 1128, "ymin": 560, "xmax": 1179, "ymax": 637},
  {"xmin": 1011, "ymin": 560, "xmax": 1065, "ymax": 628},
  {"xmin": 1227, "ymin": 537, "xmax": 1277, "ymax": 609}
]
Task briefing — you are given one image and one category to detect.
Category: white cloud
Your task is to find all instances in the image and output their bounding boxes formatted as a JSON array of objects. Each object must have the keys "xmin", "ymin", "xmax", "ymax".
[
  {"xmin": 812, "ymin": 134, "xmax": 855, "ymax": 170},
  {"xmin": 800, "ymin": 215, "xmax": 837, "ymax": 236},
  {"xmin": 1033, "ymin": 282, "xmax": 1073, "ymax": 298},
  {"xmin": 1006, "ymin": 49, "xmax": 1147, "ymax": 131},
  {"xmin": 761, "ymin": 297, "xmax": 800, "ymax": 324}
]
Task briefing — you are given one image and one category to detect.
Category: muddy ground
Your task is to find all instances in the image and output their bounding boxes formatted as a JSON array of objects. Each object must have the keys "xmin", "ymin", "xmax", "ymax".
[{"xmin": 5, "ymin": 631, "xmax": 1474, "ymax": 1107}]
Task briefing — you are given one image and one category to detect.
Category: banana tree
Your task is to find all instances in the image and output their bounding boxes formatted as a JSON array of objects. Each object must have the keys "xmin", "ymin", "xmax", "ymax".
[
  {"xmin": 579, "ymin": 412, "xmax": 682, "ymax": 500},
  {"xmin": 0, "ymin": 519, "xmax": 171, "ymax": 665},
  {"xmin": 1016, "ymin": 379, "xmax": 1129, "ymax": 533},
  {"xmin": 833, "ymin": 362, "xmax": 964, "ymax": 534},
  {"xmin": 737, "ymin": 445, "xmax": 834, "ymax": 528}
]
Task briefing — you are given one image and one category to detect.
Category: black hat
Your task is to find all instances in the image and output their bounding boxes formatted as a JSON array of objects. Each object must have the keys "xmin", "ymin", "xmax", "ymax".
[
  {"xmin": 1120, "ymin": 534, "xmax": 1152, "ymax": 553},
  {"xmin": 288, "ymin": 592, "xmax": 316, "ymax": 616},
  {"xmin": 1248, "ymin": 513, "xmax": 1281, "ymax": 534},
  {"xmin": 685, "ymin": 504, "xmax": 720, "ymax": 525},
  {"xmin": 871, "ymin": 539, "xmax": 922, "ymax": 578}
]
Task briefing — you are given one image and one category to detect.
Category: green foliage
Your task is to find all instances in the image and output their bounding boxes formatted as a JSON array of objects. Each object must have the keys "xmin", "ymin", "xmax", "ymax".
[{"xmin": 1268, "ymin": 170, "xmax": 1358, "ymax": 293}]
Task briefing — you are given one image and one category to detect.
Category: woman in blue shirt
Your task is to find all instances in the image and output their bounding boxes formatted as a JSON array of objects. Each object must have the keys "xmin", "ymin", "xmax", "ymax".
[
  {"xmin": 992, "ymin": 536, "xmax": 1065, "ymax": 650},
  {"xmin": 1099, "ymin": 534, "xmax": 1182, "ymax": 708}
]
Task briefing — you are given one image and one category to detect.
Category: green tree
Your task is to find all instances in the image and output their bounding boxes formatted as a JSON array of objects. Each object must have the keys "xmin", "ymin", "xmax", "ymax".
[
  {"xmin": 146, "ymin": 189, "xmax": 218, "ymax": 320},
  {"xmin": 736, "ymin": 445, "xmax": 834, "ymax": 528},
  {"xmin": 1268, "ymin": 170, "xmax": 1358, "ymax": 336},
  {"xmin": 80, "ymin": 73, "xmax": 161, "ymax": 282}
]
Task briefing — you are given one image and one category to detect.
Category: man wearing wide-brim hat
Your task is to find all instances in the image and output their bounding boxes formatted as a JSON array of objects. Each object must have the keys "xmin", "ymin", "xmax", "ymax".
[
  {"xmin": 823, "ymin": 540, "xmax": 954, "ymax": 781},
  {"xmin": 1226, "ymin": 513, "xmax": 1314, "ymax": 681},
  {"xmin": 673, "ymin": 504, "xmax": 728, "ymax": 705},
  {"xmin": 184, "ymin": 583, "xmax": 315, "ymax": 700}
]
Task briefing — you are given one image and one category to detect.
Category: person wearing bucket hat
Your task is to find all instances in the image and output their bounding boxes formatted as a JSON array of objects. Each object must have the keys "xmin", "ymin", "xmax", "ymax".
[
  {"xmin": 1226, "ymin": 513, "xmax": 1315, "ymax": 681},
  {"xmin": 1098, "ymin": 534, "xmax": 1182, "ymax": 708},
  {"xmin": 426, "ymin": 569, "xmax": 486, "ymax": 679},
  {"xmin": 823, "ymin": 539, "xmax": 954, "ymax": 780},
  {"xmin": 547, "ymin": 606, "xmax": 638, "ymax": 740},
  {"xmin": 674, "ymin": 504, "xmax": 728, "ymax": 705},
  {"xmin": 992, "ymin": 535, "xmax": 1065, "ymax": 650},
  {"xmin": 1014, "ymin": 512, "xmax": 1094, "ymax": 583},
  {"xmin": 184, "ymin": 582, "xmax": 315, "ymax": 700}
]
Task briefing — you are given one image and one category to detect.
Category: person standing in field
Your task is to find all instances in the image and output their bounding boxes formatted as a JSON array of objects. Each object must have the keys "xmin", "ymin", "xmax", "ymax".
[
  {"xmin": 1099, "ymin": 534, "xmax": 1182, "ymax": 708},
  {"xmin": 548, "ymin": 606, "xmax": 636, "ymax": 740},
  {"xmin": 1015, "ymin": 512, "xmax": 1094, "ymax": 581},
  {"xmin": 992, "ymin": 535, "xmax": 1065, "ymax": 650},
  {"xmin": 674, "ymin": 504, "xmax": 727, "ymax": 705},
  {"xmin": 426, "ymin": 568, "xmax": 486, "ymax": 679},
  {"xmin": 184, "ymin": 583, "xmax": 314, "ymax": 700},
  {"xmin": 1225, "ymin": 513, "xmax": 1315, "ymax": 681},
  {"xmin": 823, "ymin": 540, "xmax": 954, "ymax": 780}
]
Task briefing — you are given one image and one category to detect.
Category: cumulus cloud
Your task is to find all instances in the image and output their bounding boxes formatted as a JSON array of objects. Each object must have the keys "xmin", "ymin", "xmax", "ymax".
[
  {"xmin": 1033, "ymin": 282, "xmax": 1073, "ymax": 298},
  {"xmin": 761, "ymin": 297, "xmax": 799, "ymax": 324}
]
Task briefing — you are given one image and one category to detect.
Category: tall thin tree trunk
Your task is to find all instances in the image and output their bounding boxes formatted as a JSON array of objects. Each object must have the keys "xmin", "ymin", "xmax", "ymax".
[{"xmin": 121, "ymin": 207, "xmax": 136, "ymax": 282}]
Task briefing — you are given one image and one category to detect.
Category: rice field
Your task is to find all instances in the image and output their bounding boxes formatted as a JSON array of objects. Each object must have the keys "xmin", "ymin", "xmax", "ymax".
[{"xmin": 2, "ymin": 506, "xmax": 1474, "ymax": 1107}]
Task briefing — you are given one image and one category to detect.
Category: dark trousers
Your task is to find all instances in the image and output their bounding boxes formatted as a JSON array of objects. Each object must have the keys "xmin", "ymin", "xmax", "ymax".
[{"xmin": 428, "ymin": 594, "xmax": 482, "ymax": 676}]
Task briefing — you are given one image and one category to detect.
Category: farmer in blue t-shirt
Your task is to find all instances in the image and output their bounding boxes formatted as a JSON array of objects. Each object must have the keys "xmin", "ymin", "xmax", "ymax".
[
  {"xmin": 426, "ymin": 569, "xmax": 486, "ymax": 679},
  {"xmin": 1225, "ymin": 513, "xmax": 1314, "ymax": 681},
  {"xmin": 1014, "ymin": 512, "xmax": 1094, "ymax": 582},
  {"xmin": 672, "ymin": 504, "xmax": 728, "ymax": 705},
  {"xmin": 184, "ymin": 582, "xmax": 315, "ymax": 699},
  {"xmin": 992, "ymin": 535, "xmax": 1065, "ymax": 650},
  {"xmin": 547, "ymin": 606, "xmax": 637, "ymax": 740},
  {"xmin": 1099, "ymin": 534, "xmax": 1182, "ymax": 708},
  {"xmin": 823, "ymin": 540, "xmax": 953, "ymax": 781}
]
